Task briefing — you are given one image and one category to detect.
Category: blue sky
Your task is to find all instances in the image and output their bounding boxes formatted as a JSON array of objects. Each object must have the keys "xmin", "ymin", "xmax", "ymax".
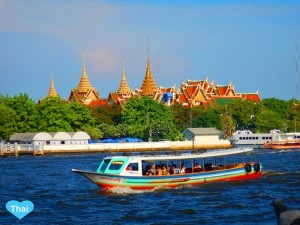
[{"xmin": 0, "ymin": 0, "xmax": 300, "ymax": 101}]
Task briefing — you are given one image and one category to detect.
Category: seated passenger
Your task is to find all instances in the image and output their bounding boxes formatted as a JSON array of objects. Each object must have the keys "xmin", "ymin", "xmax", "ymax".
[
  {"xmin": 156, "ymin": 165, "xmax": 162, "ymax": 176},
  {"xmin": 144, "ymin": 165, "xmax": 150, "ymax": 175},
  {"xmin": 148, "ymin": 165, "xmax": 155, "ymax": 176},
  {"xmin": 194, "ymin": 163, "xmax": 201, "ymax": 169},
  {"xmin": 172, "ymin": 164, "xmax": 180, "ymax": 174},
  {"xmin": 162, "ymin": 165, "xmax": 169, "ymax": 175},
  {"xmin": 126, "ymin": 166, "xmax": 132, "ymax": 171},
  {"xmin": 167, "ymin": 165, "xmax": 171, "ymax": 174},
  {"xmin": 180, "ymin": 164, "xmax": 186, "ymax": 174}
]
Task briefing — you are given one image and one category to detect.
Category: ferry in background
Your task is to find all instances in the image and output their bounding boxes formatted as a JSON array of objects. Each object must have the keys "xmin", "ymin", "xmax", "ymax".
[
  {"xmin": 264, "ymin": 132, "xmax": 300, "ymax": 149},
  {"xmin": 229, "ymin": 130, "xmax": 284, "ymax": 149}
]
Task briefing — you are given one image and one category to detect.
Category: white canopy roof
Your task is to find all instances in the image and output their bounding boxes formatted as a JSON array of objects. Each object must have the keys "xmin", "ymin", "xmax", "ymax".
[{"xmin": 9, "ymin": 132, "xmax": 90, "ymax": 142}]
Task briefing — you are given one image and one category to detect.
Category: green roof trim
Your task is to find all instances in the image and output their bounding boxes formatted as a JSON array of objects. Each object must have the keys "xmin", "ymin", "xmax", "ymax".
[{"xmin": 214, "ymin": 98, "xmax": 239, "ymax": 107}]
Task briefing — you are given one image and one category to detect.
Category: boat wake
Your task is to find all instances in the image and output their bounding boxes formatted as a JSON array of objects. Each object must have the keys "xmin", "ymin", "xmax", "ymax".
[
  {"xmin": 97, "ymin": 184, "xmax": 193, "ymax": 195},
  {"xmin": 99, "ymin": 186, "xmax": 158, "ymax": 195},
  {"xmin": 263, "ymin": 170, "xmax": 300, "ymax": 177}
]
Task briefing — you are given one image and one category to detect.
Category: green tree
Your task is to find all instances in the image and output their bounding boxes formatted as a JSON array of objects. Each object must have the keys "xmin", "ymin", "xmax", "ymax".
[
  {"xmin": 84, "ymin": 125, "xmax": 103, "ymax": 140},
  {"xmin": 224, "ymin": 99, "xmax": 262, "ymax": 131},
  {"xmin": 192, "ymin": 108, "xmax": 222, "ymax": 130},
  {"xmin": 121, "ymin": 96, "xmax": 178, "ymax": 141},
  {"xmin": 36, "ymin": 96, "xmax": 73, "ymax": 131},
  {"xmin": 262, "ymin": 98, "xmax": 289, "ymax": 118},
  {"xmin": 92, "ymin": 104, "xmax": 122, "ymax": 125},
  {"xmin": 220, "ymin": 114, "xmax": 236, "ymax": 138},
  {"xmin": 0, "ymin": 103, "xmax": 18, "ymax": 140},
  {"xmin": 255, "ymin": 110, "xmax": 284, "ymax": 132},
  {"xmin": 170, "ymin": 104, "xmax": 191, "ymax": 131},
  {"xmin": 284, "ymin": 99, "xmax": 300, "ymax": 132},
  {"xmin": 68, "ymin": 102, "xmax": 97, "ymax": 131},
  {"xmin": 3, "ymin": 93, "xmax": 38, "ymax": 132}
]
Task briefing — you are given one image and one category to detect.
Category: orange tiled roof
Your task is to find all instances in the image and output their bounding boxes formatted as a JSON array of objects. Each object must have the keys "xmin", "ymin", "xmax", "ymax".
[{"xmin": 238, "ymin": 92, "xmax": 261, "ymax": 102}]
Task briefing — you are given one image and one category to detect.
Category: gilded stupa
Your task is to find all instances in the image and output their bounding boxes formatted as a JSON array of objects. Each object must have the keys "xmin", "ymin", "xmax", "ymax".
[
  {"xmin": 140, "ymin": 47, "xmax": 157, "ymax": 96},
  {"xmin": 48, "ymin": 74, "xmax": 58, "ymax": 97},
  {"xmin": 68, "ymin": 50, "xmax": 101, "ymax": 105},
  {"xmin": 117, "ymin": 63, "xmax": 131, "ymax": 94}
]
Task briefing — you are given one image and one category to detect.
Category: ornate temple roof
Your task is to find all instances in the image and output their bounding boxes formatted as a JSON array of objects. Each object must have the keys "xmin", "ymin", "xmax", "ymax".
[
  {"xmin": 77, "ymin": 50, "xmax": 93, "ymax": 92},
  {"xmin": 48, "ymin": 75, "xmax": 58, "ymax": 97},
  {"xmin": 117, "ymin": 63, "xmax": 131, "ymax": 94},
  {"xmin": 140, "ymin": 48, "xmax": 157, "ymax": 96},
  {"xmin": 68, "ymin": 50, "xmax": 101, "ymax": 105}
]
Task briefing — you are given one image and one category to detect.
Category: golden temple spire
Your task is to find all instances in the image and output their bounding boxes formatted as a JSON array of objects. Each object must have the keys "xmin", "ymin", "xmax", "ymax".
[
  {"xmin": 48, "ymin": 74, "xmax": 58, "ymax": 97},
  {"xmin": 77, "ymin": 49, "xmax": 92, "ymax": 92},
  {"xmin": 117, "ymin": 62, "xmax": 131, "ymax": 94},
  {"xmin": 141, "ymin": 41, "xmax": 157, "ymax": 96}
]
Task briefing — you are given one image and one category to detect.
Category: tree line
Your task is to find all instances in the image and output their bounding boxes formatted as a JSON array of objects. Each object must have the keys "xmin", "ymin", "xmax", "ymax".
[{"xmin": 1, "ymin": 93, "xmax": 300, "ymax": 141}]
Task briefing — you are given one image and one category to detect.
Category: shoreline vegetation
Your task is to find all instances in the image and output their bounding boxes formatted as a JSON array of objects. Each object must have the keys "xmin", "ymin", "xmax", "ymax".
[{"xmin": 1, "ymin": 93, "xmax": 300, "ymax": 143}]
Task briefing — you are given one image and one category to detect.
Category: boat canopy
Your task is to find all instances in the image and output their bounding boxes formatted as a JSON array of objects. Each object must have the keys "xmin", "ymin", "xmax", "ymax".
[{"xmin": 102, "ymin": 148, "xmax": 253, "ymax": 163}]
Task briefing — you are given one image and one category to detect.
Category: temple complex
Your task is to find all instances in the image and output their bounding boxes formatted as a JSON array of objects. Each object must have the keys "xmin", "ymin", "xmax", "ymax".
[
  {"xmin": 175, "ymin": 79, "xmax": 260, "ymax": 109},
  {"xmin": 68, "ymin": 50, "xmax": 101, "ymax": 106},
  {"xmin": 46, "ymin": 48, "xmax": 261, "ymax": 109}
]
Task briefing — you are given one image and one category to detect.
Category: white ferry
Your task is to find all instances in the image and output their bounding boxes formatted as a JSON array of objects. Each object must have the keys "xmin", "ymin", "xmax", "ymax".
[{"xmin": 229, "ymin": 130, "xmax": 282, "ymax": 148}]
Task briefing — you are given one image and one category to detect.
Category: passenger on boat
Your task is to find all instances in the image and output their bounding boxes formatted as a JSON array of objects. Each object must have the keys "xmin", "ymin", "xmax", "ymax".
[
  {"xmin": 162, "ymin": 165, "xmax": 169, "ymax": 175},
  {"xmin": 180, "ymin": 164, "xmax": 186, "ymax": 174},
  {"xmin": 167, "ymin": 165, "xmax": 171, "ymax": 174},
  {"xmin": 156, "ymin": 165, "xmax": 162, "ymax": 176},
  {"xmin": 148, "ymin": 165, "xmax": 155, "ymax": 176},
  {"xmin": 126, "ymin": 166, "xmax": 132, "ymax": 171},
  {"xmin": 194, "ymin": 163, "xmax": 201, "ymax": 169},
  {"xmin": 143, "ymin": 165, "xmax": 150, "ymax": 175},
  {"xmin": 172, "ymin": 164, "xmax": 180, "ymax": 174}
]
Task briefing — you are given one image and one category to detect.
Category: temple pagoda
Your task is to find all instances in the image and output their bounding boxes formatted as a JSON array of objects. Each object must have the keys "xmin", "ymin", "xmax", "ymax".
[
  {"xmin": 48, "ymin": 74, "xmax": 58, "ymax": 97},
  {"xmin": 107, "ymin": 63, "xmax": 133, "ymax": 106},
  {"xmin": 68, "ymin": 50, "xmax": 101, "ymax": 105},
  {"xmin": 117, "ymin": 63, "xmax": 131, "ymax": 95},
  {"xmin": 140, "ymin": 47, "xmax": 157, "ymax": 96}
]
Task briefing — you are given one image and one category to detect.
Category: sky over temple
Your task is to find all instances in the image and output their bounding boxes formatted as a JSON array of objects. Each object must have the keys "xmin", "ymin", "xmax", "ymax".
[{"xmin": 0, "ymin": 0, "xmax": 300, "ymax": 101}]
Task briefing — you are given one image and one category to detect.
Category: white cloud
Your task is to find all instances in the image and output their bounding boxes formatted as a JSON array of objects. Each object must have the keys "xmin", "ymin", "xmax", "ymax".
[{"xmin": 87, "ymin": 47, "xmax": 120, "ymax": 74}]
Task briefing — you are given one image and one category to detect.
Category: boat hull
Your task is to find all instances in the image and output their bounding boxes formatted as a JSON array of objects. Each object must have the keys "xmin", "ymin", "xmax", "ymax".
[
  {"xmin": 72, "ymin": 164, "xmax": 262, "ymax": 191},
  {"xmin": 266, "ymin": 141, "xmax": 300, "ymax": 149},
  {"xmin": 269, "ymin": 145, "xmax": 300, "ymax": 149}
]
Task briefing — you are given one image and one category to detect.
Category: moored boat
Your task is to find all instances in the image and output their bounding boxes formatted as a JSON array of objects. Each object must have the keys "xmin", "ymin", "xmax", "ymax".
[
  {"xmin": 72, "ymin": 147, "xmax": 262, "ymax": 191},
  {"xmin": 229, "ymin": 130, "xmax": 281, "ymax": 148},
  {"xmin": 264, "ymin": 140, "xmax": 300, "ymax": 149},
  {"xmin": 264, "ymin": 132, "xmax": 300, "ymax": 149}
]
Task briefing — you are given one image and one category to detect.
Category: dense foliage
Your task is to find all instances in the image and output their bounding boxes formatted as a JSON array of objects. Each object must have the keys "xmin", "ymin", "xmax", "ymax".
[{"xmin": 1, "ymin": 93, "xmax": 300, "ymax": 141}]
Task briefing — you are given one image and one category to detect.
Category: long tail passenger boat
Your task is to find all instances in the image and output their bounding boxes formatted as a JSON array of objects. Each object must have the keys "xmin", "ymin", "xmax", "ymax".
[{"xmin": 72, "ymin": 147, "xmax": 262, "ymax": 191}]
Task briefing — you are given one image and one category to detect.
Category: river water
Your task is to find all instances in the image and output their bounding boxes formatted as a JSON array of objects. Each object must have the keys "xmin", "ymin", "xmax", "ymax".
[{"xmin": 0, "ymin": 149, "xmax": 299, "ymax": 225}]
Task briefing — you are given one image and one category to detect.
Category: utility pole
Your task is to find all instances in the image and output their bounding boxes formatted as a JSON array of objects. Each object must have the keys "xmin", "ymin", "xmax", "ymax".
[{"xmin": 295, "ymin": 44, "xmax": 299, "ymax": 132}]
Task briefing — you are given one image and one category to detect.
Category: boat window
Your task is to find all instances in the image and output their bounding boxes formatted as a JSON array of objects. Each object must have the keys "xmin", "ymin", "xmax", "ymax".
[
  {"xmin": 98, "ymin": 159, "xmax": 111, "ymax": 172},
  {"xmin": 109, "ymin": 161, "xmax": 124, "ymax": 170},
  {"xmin": 127, "ymin": 163, "xmax": 139, "ymax": 171}
]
